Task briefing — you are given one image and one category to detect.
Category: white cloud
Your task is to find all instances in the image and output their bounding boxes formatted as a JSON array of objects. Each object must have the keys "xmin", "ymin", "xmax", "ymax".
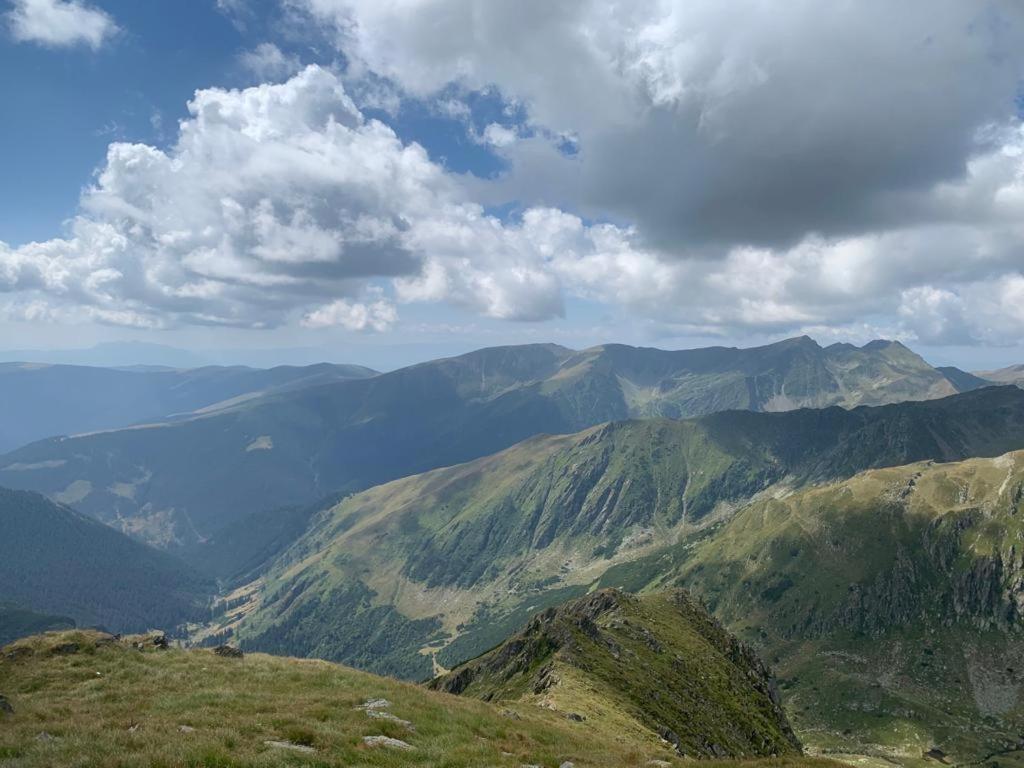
[
  {"xmin": 7, "ymin": 0, "xmax": 117, "ymax": 49},
  {"xmin": 298, "ymin": 0, "xmax": 1024, "ymax": 250},
  {"xmin": 238, "ymin": 43, "xmax": 303, "ymax": 81},
  {"xmin": 0, "ymin": 66, "xmax": 575, "ymax": 330},
  {"xmin": 301, "ymin": 295, "xmax": 397, "ymax": 331}
]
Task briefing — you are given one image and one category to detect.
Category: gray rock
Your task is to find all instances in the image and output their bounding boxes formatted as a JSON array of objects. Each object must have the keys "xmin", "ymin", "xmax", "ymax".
[
  {"xmin": 365, "ymin": 709, "xmax": 415, "ymax": 730},
  {"xmin": 36, "ymin": 732, "xmax": 56, "ymax": 742},
  {"xmin": 213, "ymin": 644, "xmax": 243, "ymax": 658},
  {"xmin": 264, "ymin": 740, "xmax": 315, "ymax": 754},
  {"xmin": 0, "ymin": 695, "xmax": 12, "ymax": 716},
  {"xmin": 560, "ymin": 762, "xmax": 575, "ymax": 768},
  {"xmin": 363, "ymin": 735, "xmax": 414, "ymax": 750},
  {"xmin": 565, "ymin": 712, "xmax": 585, "ymax": 722},
  {"xmin": 357, "ymin": 698, "xmax": 391, "ymax": 710},
  {"xmin": 647, "ymin": 761, "xmax": 672, "ymax": 767},
  {"xmin": 178, "ymin": 725, "xmax": 196, "ymax": 733}
]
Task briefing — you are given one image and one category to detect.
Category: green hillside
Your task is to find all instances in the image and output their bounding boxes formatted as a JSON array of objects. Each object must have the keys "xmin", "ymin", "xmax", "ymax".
[
  {"xmin": 0, "ymin": 488, "xmax": 212, "ymax": 634},
  {"xmin": 0, "ymin": 629, "xmax": 834, "ymax": 768},
  {"xmin": 230, "ymin": 387, "xmax": 1024, "ymax": 680},
  {"xmin": 0, "ymin": 338, "xmax": 971, "ymax": 550},
  {"xmin": 649, "ymin": 450, "xmax": 1024, "ymax": 764},
  {"xmin": 431, "ymin": 589, "xmax": 801, "ymax": 759}
]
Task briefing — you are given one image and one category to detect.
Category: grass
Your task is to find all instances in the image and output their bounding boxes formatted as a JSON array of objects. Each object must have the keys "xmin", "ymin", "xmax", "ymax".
[{"xmin": 0, "ymin": 629, "xmax": 838, "ymax": 768}]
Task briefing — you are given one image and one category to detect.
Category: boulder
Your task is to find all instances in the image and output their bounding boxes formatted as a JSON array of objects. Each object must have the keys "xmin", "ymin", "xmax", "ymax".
[
  {"xmin": 0, "ymin": 694, "xmax": 12, "ymax": 716},
  {"xmin": 213, "ymin": 645, "xmax": 243, "ymax": 658},
  {"xmin": 363, "ymin": 735, "xmax": 414, "ymax": 750}
]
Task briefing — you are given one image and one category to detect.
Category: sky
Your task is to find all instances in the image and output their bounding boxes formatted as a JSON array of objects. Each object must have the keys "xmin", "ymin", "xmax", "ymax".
[{"xmin": 1, "ymin": 0, "xmax": 1024, "ymax": 371}]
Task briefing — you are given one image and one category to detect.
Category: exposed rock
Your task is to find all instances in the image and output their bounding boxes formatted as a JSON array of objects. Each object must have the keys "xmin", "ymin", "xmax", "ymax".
[
  {"xmin": 363, "ymin": 735, "xmax": 414, "ymax": 750},
  {"xmin": 213, "ymin": 644, "xmax": 243, "ymax": 658},
  {"xmin": 178, "ymin": 725, "xmax": 196, "ymax": 733},
  {"xmin": 500, "ymin": 708, "xmax": 522, "ymax": 720},
  {"xmin": 36, "ymin": 731, "xmax": 55, "ymax": 742},
  {"xmin": 559, "ymin": 762, "xmax": 575, "ymax": 768},
  {"xmin": 0, "ymin": 694, "xmax": 12, "ymax": 716},
  {"xmin": 264, "ymin": 740, "xmax": 315, "ymax": 753},
  {"xmin": 356, "ymin": 698, "xmax": 390, "ymax": 710},
  {"xmin": 566, "ymin": 712, "xmax": 585, "ymax": 722},
  {"xmin": 647, "ymin": 761, "xmax": 672, "ymax": 767},
  {"xmin": 365, "ymin": 709, "xmax": 415, "ymax": 730}
]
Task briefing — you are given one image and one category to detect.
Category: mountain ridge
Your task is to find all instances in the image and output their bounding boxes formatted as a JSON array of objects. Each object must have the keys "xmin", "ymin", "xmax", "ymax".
[{"xmin": 0, "ymin": 336, "xmax": 983, "ymax": 549}]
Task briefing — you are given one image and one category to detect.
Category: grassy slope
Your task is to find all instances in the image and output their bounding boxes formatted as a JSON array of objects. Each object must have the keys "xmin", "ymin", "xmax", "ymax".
[
  {"xmin": 0, "ymin": 630, "xmax": 836, "ymax": 768},
  {"xmin": 431, "ymin": 589, "xmax": 801, "ymax": 759},
  {"xmin": 617, "ymin": 451, "xmax": 1024, "ymax": 765},
  {"xmin": 232, "ymin": 387, "xmax": 1024, "ymax": 679}
]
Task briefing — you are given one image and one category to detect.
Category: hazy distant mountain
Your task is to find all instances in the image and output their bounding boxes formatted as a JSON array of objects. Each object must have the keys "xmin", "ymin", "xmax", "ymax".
[
  {"xmin": 0, "ymin": 337, "xmax": 981, "ymax": 548},
  {"xmin": 0, "ymin": 487, "xmax": 212, "ymax": 633},
  {"xmin": 0, "ymin": 361, "xmax": 377, "ymax": 453},
  {"xmin": 0, "ymin": 341, "xmax": 213, "ymax": 369},
  {"xmin": 978, "ymin": 363, "xmax": 1024, "ymax": 387}
]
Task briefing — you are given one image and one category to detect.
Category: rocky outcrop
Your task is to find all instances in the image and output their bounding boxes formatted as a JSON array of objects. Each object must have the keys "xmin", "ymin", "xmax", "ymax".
[{"xmin": 430, "ymin": 588, "xmax": 801, "ymax": 759}]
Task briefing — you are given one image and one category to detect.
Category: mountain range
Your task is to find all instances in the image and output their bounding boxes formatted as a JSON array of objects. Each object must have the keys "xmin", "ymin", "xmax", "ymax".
[
  {"xmin": 206, "ymin": 385, "xmax": 1024, "ymax": 763},
  {"xmin": 3, "ymin": 336, "xmax": 1024, "ymax": 766},
  {"xmin": 0, "ymin": 337, "xmax": 991, "ymax": 551}
]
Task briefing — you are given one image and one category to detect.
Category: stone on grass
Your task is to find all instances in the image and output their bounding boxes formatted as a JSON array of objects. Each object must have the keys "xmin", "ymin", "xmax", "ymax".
[
  {"xmin": 264, "ymin": 740, "xmax": 315, "ymax": 753},
  {"xmin": 0, "ymin": 695, "xmax": 12, "ymax": 716},
  {"xmin": 365, "ymin": 709, "xmax": 415, "ymax": 730},
  {"xmin": 363, "ymin": 735, "xmax": 414, "ymax": 750},
  {"xmin": 178, "ymin": 725, "xmax": 196, "ymax": 733},
  {"xmin": 357, "ymin": 698, "xmax": 390, "ymax": 710},
  {"xmin": 213, "ymin": 644, "xmax": 243, "ymax": 658}
]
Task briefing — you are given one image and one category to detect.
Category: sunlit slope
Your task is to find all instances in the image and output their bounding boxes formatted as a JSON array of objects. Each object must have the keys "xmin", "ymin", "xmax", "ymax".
[
  {"xmin": 431, "ymin": 589, "xmax": 802, "ymax": 759},
  {"xmin": 0, "ymin": 629, "xmax": 836, "ymax": 768}
]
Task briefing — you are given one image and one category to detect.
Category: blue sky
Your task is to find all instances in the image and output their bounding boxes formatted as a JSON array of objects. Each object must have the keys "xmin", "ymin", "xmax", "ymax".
[{"xmin": 2, "ymin": 0, "xmax": 1024, "ymax": 370}]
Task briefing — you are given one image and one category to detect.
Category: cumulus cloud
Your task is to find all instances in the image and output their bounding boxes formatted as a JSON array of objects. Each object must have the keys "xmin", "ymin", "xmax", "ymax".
[
  {"xmin": 0, "ymin": 66, "xmax": 574, "ymax": 330},
  {"xmin": 298, "ymin": 0, "xmax": 1024, "ymax": 250},
  {"xmin": 7, "ymin": 0, "xmax": 118, "ymax": 49},
  {"xmin": 301, "ymin": 293, "xmax": 397, "ymax": 331},
  {"xmin": 238, "ymin": 42, "xmax": 303, "ymax": 81}
]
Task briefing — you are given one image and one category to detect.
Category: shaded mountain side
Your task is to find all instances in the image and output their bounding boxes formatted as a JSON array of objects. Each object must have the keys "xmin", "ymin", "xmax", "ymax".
[
  {"xmin": 0, "ymin": 361, "xmax": 376, "ymax": 454},
  {"xmin": 179, "ymin": 492, "xmax": 348, "ymax": 585},
  {"xmin": 0, "ymin": 631, "xmax": 836, "ymax": 768},
  {"xmin": 430, "ymin": 589, "xmax": 801, "ymax": 759},
  {"xmin": 0, "ymin": 337, "xmax": 973, "ymax": 549},
  {"xmin": 231, "ymin": 387, "xmax": 1024, "ymax": 680},
  {"xmin": 0, "ymin": 605, "xmax": 74, "ymax": 646},
  {"xmin": 0, "ymin": 488, "xmax": 213, "ymax": 633},
  {"xmin": 935, "ymin": 365, "xmax": 993, "ymax": 392}
]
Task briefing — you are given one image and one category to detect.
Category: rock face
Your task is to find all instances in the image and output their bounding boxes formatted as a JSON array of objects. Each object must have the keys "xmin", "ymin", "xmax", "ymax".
[{"xmin": 430, "ymin": 588, "xmax": 801, "ymax": 759}]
